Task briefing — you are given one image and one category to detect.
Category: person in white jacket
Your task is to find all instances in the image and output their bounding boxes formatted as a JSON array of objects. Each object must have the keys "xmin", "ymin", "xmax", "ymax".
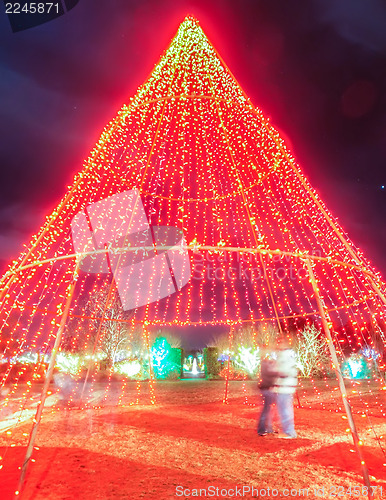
[{"xmin": 273, "ymin": 339, "xmax": 298, "ymax": 438}]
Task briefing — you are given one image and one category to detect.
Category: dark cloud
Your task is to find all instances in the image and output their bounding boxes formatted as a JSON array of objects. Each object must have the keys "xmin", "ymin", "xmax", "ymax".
[
  {"xmin": 0, "ymin": 203, "xmax": 45, "ymax": 264},
  {"xmin": 313, "ymin": 0, "xmax": 386, "ymax": 52}
]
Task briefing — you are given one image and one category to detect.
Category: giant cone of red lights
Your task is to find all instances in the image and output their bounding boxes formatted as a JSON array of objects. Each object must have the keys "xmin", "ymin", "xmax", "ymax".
[{"xmin": 1, "ymin": 17, "xmax": 385, "ymax": 331}]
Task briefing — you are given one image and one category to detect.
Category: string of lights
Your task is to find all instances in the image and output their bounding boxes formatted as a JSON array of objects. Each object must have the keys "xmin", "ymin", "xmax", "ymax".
[{"xmin": 0, "ymin": 15, "xmax": 385, "ymax": 496}]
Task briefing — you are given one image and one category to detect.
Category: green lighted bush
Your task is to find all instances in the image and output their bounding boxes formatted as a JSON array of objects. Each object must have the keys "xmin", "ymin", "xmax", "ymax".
[{"xmin": 151, "ymin": 337, "xmax": 181, "ymax": 379}]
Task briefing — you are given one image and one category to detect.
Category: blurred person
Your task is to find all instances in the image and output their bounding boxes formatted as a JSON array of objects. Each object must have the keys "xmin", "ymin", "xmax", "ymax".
[
  {"xmin": 257, "ymin": 349, "xmax": 277, "ymax": 436},
  {"xmin": 53, "ymin": 371, "xmax": 76, "ymax": 404},
  {"xmin": 273, "ymin": 338, "xmax": 298, "ymax": 439}
]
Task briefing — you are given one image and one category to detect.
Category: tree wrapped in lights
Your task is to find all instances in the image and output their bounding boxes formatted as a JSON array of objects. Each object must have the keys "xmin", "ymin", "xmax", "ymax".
[
  {"xmin": 84, "ymin": 285, "xmax": 132, "ymax": 369},
  {"xmin": 293, "ymin": 325, "xmax": 330, "ymax": 378},
  {"xmin": 0, "ymin": 16, "xmax": 386, "ymax": 493}
]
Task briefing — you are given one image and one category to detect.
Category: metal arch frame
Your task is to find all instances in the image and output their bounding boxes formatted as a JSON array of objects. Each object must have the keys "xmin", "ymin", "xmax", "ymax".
[{"xmin": 1, "ymin": 243, "xmax": 385, "ymax": 327}]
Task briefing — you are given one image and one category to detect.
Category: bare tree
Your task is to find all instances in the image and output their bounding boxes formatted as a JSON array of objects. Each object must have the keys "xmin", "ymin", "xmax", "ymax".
[
  {"xmin": 255, "ymin": 323, "xmax": 280, "ymax": 348},
  {"xmin": 207, "ymin": 331, "xmax": 231, "ymax": 353}
]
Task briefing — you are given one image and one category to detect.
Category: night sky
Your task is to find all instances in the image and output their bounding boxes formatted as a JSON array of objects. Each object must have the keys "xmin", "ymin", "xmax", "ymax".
[{"xmin": 0, "ymin": 0, "xmax": 385, "ymax": 279}]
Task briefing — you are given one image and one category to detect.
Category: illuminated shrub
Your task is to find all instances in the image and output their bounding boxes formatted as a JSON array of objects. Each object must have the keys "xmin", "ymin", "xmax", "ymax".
[
  {"xmin": 341, "ymin": 353, "xmax": 372, "ymax": 379},
  {"xmin": 55, "ymin": 352, "xmax": 84, "ymax": 376},
  {"xmin": 151, "ymin": 337, "xmax": 181, "ymax": 380},
  {"xmin": 113, "ymin": 360, "xmax": 142, "ymax": 378},
  {"xmin": 233, "ymin": 345, "xmax": 260, "ymax": 378}
]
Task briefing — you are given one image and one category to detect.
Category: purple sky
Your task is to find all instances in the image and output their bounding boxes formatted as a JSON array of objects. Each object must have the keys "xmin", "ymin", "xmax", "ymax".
[{"xmin": 0, "ymin": 0, "xmax": 385, "ymax": 282}]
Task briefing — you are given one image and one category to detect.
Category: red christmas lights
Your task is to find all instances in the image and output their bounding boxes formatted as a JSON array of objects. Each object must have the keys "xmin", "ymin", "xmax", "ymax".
[{"xmin": 0, "ymin": 15, "xmax": 385, "ymax": 494}]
